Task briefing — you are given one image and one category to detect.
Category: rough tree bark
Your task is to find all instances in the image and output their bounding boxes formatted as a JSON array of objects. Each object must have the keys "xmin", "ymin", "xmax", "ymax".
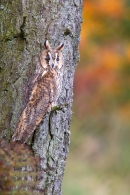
[{"xmin": 0, "ymin": 0, "xmax": 83, "ymax": 194}]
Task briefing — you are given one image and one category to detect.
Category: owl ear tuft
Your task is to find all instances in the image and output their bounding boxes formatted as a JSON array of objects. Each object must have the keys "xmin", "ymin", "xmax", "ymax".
[
  {"xmin": 56, "ymin": 43, "xmax": 64, "ymax": 51},
  {"xmin": 44, "ymin": 40, "xmax": 51, "ymax": 50}
]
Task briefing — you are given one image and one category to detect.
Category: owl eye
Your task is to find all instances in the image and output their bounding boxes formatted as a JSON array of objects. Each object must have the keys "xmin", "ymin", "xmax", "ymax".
[
  {"xmin": 56, "ymin": 56, "xmax": 59, "ymax": 61},
  {"xmin": 45, "ymin": 55, "xmax": 50, "ymax": 61}
]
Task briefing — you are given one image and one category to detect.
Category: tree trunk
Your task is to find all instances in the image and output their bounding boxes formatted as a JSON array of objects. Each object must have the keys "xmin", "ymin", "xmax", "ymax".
[{"xmin": 0, "ymin": 0, "xmax": 83, "ymax": 194}]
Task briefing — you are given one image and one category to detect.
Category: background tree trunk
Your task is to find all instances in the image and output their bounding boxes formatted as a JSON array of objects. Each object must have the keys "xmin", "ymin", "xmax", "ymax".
[{"xmin": 0, "ymin": 0, "xmax": 83, "ymax": 194}]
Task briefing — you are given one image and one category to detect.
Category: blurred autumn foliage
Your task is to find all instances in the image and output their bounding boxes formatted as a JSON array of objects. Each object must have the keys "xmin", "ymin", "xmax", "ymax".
[
  {"xmin": 75, "ymin": 0, "xmax": 130, "ymax": 119},
  {"xmin": 63, "ymin": 0, "xmax": 130, "ymax": 195}
]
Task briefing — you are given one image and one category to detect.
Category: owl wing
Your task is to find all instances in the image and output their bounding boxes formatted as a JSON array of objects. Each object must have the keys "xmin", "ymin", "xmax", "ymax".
[{"xmin": 12, "ymin": 61, "xmax": 54, "ymax": 143}]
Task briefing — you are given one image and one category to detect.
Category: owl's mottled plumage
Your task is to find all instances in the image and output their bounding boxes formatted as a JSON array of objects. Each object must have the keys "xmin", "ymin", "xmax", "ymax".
[{"xmin": 12, "ymin": 40, "xmax": 64, "ymax": 143}]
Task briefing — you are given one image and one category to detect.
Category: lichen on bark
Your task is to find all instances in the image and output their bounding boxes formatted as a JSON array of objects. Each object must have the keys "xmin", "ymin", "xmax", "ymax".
[{"xmin": 0, "ymin": 0, "xmax": 83, "ymax": 194}]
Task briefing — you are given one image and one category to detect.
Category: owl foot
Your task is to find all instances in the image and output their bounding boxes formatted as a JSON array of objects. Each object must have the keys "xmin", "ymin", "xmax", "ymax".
[{"xmin": 51, "ymin": 103, "xmax": 68, "ymax": 112}]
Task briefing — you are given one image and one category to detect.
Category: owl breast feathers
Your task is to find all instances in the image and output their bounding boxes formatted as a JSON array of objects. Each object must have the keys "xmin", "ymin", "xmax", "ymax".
[{"xmin": 12, "ymin": 40, "xmax": 64, "ymax": 143}]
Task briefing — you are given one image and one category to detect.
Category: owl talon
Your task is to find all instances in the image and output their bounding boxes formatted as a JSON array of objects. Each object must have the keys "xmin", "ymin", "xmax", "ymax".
[{"xmin": 51, "ymin": 103, "xmax": 68, "ymax": 112}]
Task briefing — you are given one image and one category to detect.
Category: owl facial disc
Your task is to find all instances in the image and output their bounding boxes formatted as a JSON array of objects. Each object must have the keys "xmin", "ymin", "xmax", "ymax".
[{"xmin": 48, "ymin": 52, "xmax": 59, "ymax": 69}]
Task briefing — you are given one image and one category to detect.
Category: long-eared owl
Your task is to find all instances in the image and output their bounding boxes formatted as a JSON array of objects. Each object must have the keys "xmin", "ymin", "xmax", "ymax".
[{"xmin": 12, "ymin": 40, "xmax": 64, "ymax": 143}]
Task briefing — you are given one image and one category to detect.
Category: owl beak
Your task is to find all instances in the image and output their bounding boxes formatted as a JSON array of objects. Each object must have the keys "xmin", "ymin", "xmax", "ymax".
[{"xmin": 51, "ymin": 63, "xmax": 54, "ymax": 68}]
